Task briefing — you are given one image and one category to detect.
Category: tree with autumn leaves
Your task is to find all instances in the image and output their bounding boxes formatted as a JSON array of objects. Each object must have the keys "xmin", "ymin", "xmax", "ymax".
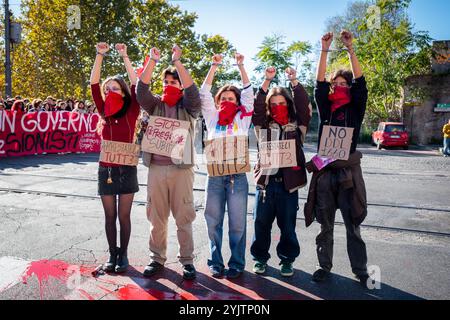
[{"xmin": 6, "ymin": 0, "xmax": 238, "ymax": 99}]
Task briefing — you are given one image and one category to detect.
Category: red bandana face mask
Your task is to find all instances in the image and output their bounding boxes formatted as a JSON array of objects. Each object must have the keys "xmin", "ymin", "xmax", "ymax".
[
  {"xmin": 329, "ymin": 86, "xmax": 351, "ymax": 113},
  {"xmin": 218, "ymin": 101, "xmax": 238, "ymax": 126},
  {"xmin": 161, "ymin": 85, "xmax": 183, "ymax": 107},
  {"xmin": 271, "ymin": 104, "xmax": 289, "ymax": 126},
  {"xmin": 104, "ymin": 91, "xmax": 124, "ymax": 117}
]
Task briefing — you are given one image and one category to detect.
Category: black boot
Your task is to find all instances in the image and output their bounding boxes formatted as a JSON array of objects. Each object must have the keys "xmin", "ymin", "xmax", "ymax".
[
  {"xmin": 103, "ymin": 247, "xmax": 119, "ymax": 273},
  {"xmin": 115, "ymin": 248, "xmax": 129, "ymax": 273}
]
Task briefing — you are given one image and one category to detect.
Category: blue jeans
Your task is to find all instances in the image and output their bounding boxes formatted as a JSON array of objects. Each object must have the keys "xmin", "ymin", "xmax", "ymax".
[
  {"xmin": 251, "ymin": 177, "xmax": 300, "ymax": 264},
  {"xmin": 444, "ymin": 138, "xmax": 450, "ymax": 156},
  {"xmin": 204, "ymin": 173, "xmax": 248, "ymax": 271}
]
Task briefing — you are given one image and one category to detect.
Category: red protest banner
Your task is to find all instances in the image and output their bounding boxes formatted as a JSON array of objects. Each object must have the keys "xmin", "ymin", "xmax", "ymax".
[{"xmin": 0, "ymin": 110, "xmax": 102, "ymax": 157}]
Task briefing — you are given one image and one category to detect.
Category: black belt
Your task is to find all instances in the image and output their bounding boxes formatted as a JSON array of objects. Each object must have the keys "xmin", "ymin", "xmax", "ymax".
[{"xmin": 270, "ymin": 176, "xmax": 283, "ymax": 183}]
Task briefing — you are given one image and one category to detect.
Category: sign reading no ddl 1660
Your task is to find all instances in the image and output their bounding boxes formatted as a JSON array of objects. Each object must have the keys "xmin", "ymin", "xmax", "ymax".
[
  {"xmin": 141, "ymin": 116, "xmax": 190, "ymax": 160},
  {"xmin": 318, "ymin": 125, "xmax": 354, "ymax": 161}
]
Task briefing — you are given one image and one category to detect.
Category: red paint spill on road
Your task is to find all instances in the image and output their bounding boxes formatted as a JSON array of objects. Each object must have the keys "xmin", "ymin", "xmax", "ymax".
[
  {"xmin": 21, "ymin": 260, "xmax": 71, "ymax": 299},
  {"xmin": 116, "ymin": 285, "xmax": 158, "ymax": 300},
  {"xmin": 77, "ymin": 289, "xmax": 95, "ymax": 301}
]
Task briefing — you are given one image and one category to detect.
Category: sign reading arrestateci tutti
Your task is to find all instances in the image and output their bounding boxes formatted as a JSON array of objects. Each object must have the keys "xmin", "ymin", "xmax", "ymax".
[
  {"xmin": 141, "ymin": 116, "xmax": 190, "ymax": 160},
  {"xmin": 318, "ymin": 125, "xmax": 354, "ymax": 161},
  {"xmin": 205, "ymin": 135, "xmax": 250, "ymax": 177},
  {"xmin": 259, "ymin": 139, "xmax": 297, "ymax": 169},
  {"xmin": 100, "ymin": 140, "xmax": 141, "ymax": 166}
]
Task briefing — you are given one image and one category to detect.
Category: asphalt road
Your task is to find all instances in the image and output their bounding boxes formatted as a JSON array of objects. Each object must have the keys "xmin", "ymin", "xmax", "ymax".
[{"xmin": 0, "ymin": 143, "xmax": 449, "ymax": 300}]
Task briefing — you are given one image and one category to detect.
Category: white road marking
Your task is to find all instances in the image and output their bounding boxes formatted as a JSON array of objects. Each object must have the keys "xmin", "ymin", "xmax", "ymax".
[{"xmin": 0, "ymin": 256, "xmax": 31, "ymax": 292}]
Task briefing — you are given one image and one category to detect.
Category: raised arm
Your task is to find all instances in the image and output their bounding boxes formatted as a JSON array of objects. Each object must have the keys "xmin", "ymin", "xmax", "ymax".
[
  {"xmin": 172, "ymin": 45, "xmax": 201, "ymax": 118},
  {"xmin": 203, "ymin": 54, "xmax": 222, "ymax": 87},
  {"xmin": 252, "ymin": 67, "xmax": 275, "ymax": 127},
  {"xmin": 139, "ymin": 47, "xmax": 159, "ymax": 85},
  {"xmin": 200, "ymin": 55, "xmax": 222, "ymax": 121},
  {"xmin": 90, "ymin": 42, "xmax": 109, "ymax": 85},
  {"xmin": 286, "ymin": 67, "xmax": 312, "ymax": 140},
  {"xmin": 136, "ymin": 47, "xmax": 161, "ymax": 114},
  {"xmin": 261, "ymin": 66, "xmax": 276, "ymax": 93},
  {"xmin": 172, "ymin": 45, "xmax": 194, "ymax": 89},
  {"xmin": 235, "ymin": 53, "xmax": 250, "ymax": 86},
  {"xmin": 341, "ymin": 30, "xmax": 363, "ymax": 79},
  {"xmin": 316, "ymin": 32, "xmax": 333, "ymax": 82},
  {"xmin": 115, "ymin": 43, "xmax": 137, "ymax": 85}
]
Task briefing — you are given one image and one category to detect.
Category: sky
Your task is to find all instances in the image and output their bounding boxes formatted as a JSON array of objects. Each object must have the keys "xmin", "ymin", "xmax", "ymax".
[
  {"xmin": 172, "ymin": 0, "xmax": 450, "ymax": 72},
  {"xmin": 7, "ymin": 0, "xmax": 450, "ymax": 73}
]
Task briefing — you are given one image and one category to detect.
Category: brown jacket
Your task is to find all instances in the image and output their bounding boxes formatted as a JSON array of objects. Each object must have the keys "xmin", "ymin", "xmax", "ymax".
[
  {"xmin": 303, "ymin": 151, "xmax": 367, "ymax": 227},
  {"xmin": 252, "ymin": 84, "xmax": 312, "ymax": 193}
]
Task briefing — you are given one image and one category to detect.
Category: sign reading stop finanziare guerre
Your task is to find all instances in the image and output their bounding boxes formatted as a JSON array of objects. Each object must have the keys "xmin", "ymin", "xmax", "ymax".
[
  {"xmin": 318, "ymin": 125, "xmax": 354, "ymax": 161},
  {"xmin": 100, "ymin": 140, "xmax": 141, "ymax": 166},
  {"xmin": 141, "ymin": 116, "xmax": 190, "ymax": 160}
]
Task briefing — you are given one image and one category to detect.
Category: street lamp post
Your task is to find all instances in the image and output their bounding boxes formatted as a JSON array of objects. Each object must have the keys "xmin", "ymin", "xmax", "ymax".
[{"xmin": 4, "ymin": 0, "xmax": 12, "ymax": 97}]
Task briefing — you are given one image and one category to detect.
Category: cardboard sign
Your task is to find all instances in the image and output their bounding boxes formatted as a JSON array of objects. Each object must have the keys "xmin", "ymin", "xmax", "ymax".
[
  {"xmin": 259, "ymin": 139, "xmax": 297, "ymax": 169},
  {"xmin": 141, "ymin": 116, "xmax": 190, "ymax": 160},
  {"xmin": 100, "ymin": 140, "xmax": 141, "ymax": 166},
  {"xmin": 205, "ymin": 136, "xmax": 250, "ymax": 177},
  {"xmin": 318, "ymin": 125, "xmax": 354, "ymax": 160}
]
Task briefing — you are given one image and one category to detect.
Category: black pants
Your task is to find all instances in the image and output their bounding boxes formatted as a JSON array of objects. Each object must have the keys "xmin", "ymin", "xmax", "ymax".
[
  {"xmin": 251, "ymin": 177, "xmax": 300, "ymax": 264},
  {"xmin": 315, "ymin": 169, "xmax": 368, "ymax": 276}
]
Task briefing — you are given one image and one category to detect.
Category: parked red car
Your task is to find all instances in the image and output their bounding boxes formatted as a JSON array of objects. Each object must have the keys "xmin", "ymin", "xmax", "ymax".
[{"xmin": 372, "ymin": 122, "xmax": 409, "ymax": 150}]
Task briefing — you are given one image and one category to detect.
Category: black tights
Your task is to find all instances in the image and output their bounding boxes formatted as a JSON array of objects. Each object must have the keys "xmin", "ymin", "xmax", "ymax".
[{"xmin": 101, "ymin": 194, "xmax": 134, "ymax": 254}]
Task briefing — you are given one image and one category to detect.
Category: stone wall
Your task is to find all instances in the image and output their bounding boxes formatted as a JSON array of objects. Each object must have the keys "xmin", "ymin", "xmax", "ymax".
[{"xmin": 402, "ymin": 74, "xmax": 450, "ymax": 145}]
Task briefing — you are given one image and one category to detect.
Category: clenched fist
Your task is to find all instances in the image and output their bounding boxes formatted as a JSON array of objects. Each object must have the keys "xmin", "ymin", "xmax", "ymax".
[
  {"xmin": 235, "ymin": 53, "xmax": 244, "ymax": 65},
  {"xmin": 150, "ymin": 47, "xmax": 160, "ymax": 61},
  {"xmin": 321, "ymin": 32, "xmax": 334, "ymax": 51},
  {"xmin": 340, "ymin": 30, "xmax": 353, "ymax": 49},
  {"xmin": 172, "ymin": 45, "xmax": 182, "ymax": 61},
  {"xmin": 285, "ymin": 67, "xmax": 297, "ymax": 81},
  {"xmin": 96, "ymin": 42, "xmax": 110, "ymax": 55},
  {"xmin": 212, "ymin": 54, "xmax": 223, "ymax": 65},
  {"xmin": 265, "ymin": 67, "xmax": 276, "ymax": 80},
  {"xmin": 115, "ymin": 43, "xmax": 128, "ymax": 57}
]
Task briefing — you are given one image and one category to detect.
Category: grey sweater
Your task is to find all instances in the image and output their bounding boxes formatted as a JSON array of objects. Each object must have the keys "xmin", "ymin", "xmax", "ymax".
[{"xmin": 136, "ymin": 80, "xmax": 202, "ymax": 168}]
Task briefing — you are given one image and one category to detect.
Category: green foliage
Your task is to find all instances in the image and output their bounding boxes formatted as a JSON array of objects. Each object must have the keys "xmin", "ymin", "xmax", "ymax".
[
  {"xmin": 326, "ymin": 0, "xmax": 433, "ymax": 126},
  {"xmin": 254, "ymin": 33, "xmax": 313, "ymax": 87},
  {"xmin": 6, "ymin": 0, "xmax": 239, "ymax": 100}
]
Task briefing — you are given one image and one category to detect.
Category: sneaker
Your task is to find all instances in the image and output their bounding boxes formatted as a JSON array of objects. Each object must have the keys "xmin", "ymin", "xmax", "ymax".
[
  {"xmin": 115, "ymin": 251, "xmax": 129, "ymax": 273},
  {"xmin": 252, "ymin": 261, "xmax": 267, "ymax": 275},
  {"xmin": 209, "ymin": 265, "xmax": 224, "ymax": 278},
  {"xmin": 182, "ymin": 264, "xmax": 196, "ymax": 280},
  {"xmin": 280, "ymin": 262, "xmax": 294, "ymax": 277},
  {"xmin": 226, "ymin": 268, "xmax": 243, "ymax": 279},
  {"xmin": 312, "ymin": 269, "xmax": 330, "ymax": 282},
  {"xmin": 103, "ymin": 247, "xmax": 119, "ymax": 273},
  {"xmin": 143, "ymin": 261, "xmax": 163, "ymax": 277}
]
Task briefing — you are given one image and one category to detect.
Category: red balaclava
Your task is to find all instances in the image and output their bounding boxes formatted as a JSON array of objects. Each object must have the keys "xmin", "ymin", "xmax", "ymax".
[
  {"xmin": 161, "ymin": 85, "xmax": 183, "ymax": 107},
  {"xmin": 271, "ymin": 104, "xmax": 289, "ymax": 126},
  {"xmin": 329, "ymin": 86, "xmax": 351, "ymax": 113},
  {"xmin": 218, "ymin": 101, "xmax": 239, "ymax": 126},
  {"xmin": 104, "ymin": 92, "xmax": 124, "ymax": 118}
]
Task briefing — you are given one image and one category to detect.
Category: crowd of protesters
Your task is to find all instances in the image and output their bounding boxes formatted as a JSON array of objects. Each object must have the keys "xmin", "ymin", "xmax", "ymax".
[{"xmin": 0, "ymin": 95, "xmax": 98, "ymax": 114}]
